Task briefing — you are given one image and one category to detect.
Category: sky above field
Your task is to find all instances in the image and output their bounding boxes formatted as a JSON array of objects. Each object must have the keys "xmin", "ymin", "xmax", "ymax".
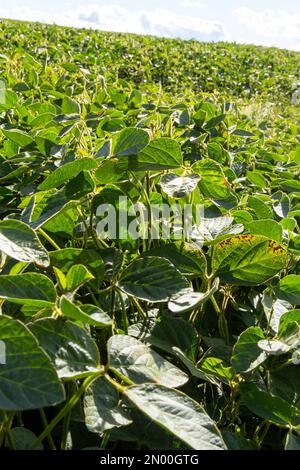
[{"xmin": 0, "ymin": 0, "xmax": 299, "ymax": 51}]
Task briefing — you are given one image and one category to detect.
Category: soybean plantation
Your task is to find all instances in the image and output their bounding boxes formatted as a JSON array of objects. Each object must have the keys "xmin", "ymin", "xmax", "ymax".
[{"xmin": 0, "ymin": 18, "xmax": 300, "ymax": 451}]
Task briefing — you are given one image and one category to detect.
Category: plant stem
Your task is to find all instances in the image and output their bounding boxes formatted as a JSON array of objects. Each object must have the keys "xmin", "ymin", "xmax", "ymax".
[
  {"xmin": 39, "ymin": 409, "xmax": 56, "ymax": 450},
  {"xmin": 211, "ymin": 293, "xmax": 230, "ymax": 344},
  {"xmin": 38, "ymin": 228, "xmax": 61, "ymax": 250},
  {"xmin": 31, "ymin": 371, "xmax": 103, "ymax": 450},
  {"xmin": 100, "ymin": 430, "xmax": 111, "ymax": 449},
  {"xmin": 116, "ymin": 288, "xmax": 128, "ymax": 334}
]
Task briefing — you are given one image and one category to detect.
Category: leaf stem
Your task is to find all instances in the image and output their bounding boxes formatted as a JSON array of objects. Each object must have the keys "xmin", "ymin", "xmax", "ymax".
[
  {"xmin": 38, "ymin": 228, "xmax": 61, "ymax": 250},
  {"xmin": 39, "ymin": 409, "xmax": 56, "ymax": 450},
  {"xmin": 31, "ymin": 371, "xmax": 103, "ymax": 450}
]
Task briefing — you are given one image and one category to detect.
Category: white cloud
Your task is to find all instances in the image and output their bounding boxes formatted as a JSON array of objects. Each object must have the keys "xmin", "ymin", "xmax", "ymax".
[
  {"xmin": 181, "ymin": 0, "xmax": 206, "ymax": 9},
  {"xmin": 0, "ymin": 3, "xmax": 224, "ymax": 42},
  {"xmin": 233, "ymin": 7, "xmax": 300, "ymax": 51}
]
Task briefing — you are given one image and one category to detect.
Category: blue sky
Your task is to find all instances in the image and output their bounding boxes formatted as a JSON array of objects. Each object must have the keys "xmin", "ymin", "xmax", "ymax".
[{"xmin": 0, "ymin": 0, "xmax": 299, "ymax": 51}]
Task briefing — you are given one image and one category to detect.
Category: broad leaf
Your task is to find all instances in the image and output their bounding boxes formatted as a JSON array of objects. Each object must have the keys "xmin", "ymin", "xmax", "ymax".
[
  {"xmin": 160, "ymin": 173, "xmax": 200, "ymax": 198},
  {"xmin": 0, "ymin": 219, "xmax": 49, "ymax": 267},
  {"xmin": 84, "ymin": 376, "xmax": 132, "ymax": 433},
  {"xmin": 60, "ymin": 296, "xmax": 112, "ymax": 327},
  {"xmin": 241, "ymin": 383, "xmax": 300, "ymax": 427},
  {"xmin": 168, "ymin": 279, "xmax": 219, "ymax": 314},
  {"xmin": 212, "ymin": 235, "xmax": 287, "ymax": 286},
  {"xmin": 111, "ymin": 127, "xmax": 149, "ymax": 156},
  {"xmin": 29, "ymin": 318, "xmax": 100, "ymax": 379},
  {"xmin": 65, "ymin": 264, "xmax": 94, "ymax": 292},
  {"xmin": 119, "ymin": 256, "xmax": 188, "ymax": 302},
  {"xmin": 38, "ymin": 158, "xmax": 97, "ymax": 190},
  {"xmin": 132, "ymin": 137, "xmax": 182, "ymax": 170},
  {"xmin": 231, "ymin": 327, "xmax": 267, "ymax": 372},
  {"xmin": 2, "ymin": 129, "xmax": 34, "ymax": 147},
  {"xmin": 108, "ymin": 334, "xmax": 188, "ymax": 388},
  {"xmin": 277, "ymin": 275, "xmax": 300, "ymax": 305},
  {"xmin": 0, "ymin": 316, "xmax": 64, "ymax": 410},
  {"xmin": 125, "ymin": 384, "xmax": 226, "ymax": 450},
  {"xmin": 0, "ymin": 273, "xmax": 57, "ymax": 307}
]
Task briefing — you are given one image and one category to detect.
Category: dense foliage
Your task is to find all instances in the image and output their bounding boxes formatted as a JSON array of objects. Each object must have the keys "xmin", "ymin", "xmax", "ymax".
[{"xmin": 0, "ymin": 18, "xmax": 300, "ymax": 451}]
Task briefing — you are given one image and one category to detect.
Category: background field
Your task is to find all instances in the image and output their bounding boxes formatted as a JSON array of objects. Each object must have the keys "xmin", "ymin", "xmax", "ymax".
[{"xmin": 0, "ymin": 19, "xmax": 300, "ymax": 451}]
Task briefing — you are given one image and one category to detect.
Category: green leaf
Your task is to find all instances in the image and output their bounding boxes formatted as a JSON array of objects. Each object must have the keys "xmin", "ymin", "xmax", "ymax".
[
  {"xmin": 240, "ymin": 383, "xmax": 300, "ymax": 427},
  {"xmin": 280, "ymin": 180, "xmax": 300, "ymax": 193},
  {"xmin": 65, "ymin": 264, "xmax": 94, "ymax": 292},
  {"xmin": 132, "ymin": 138, "xmax": 182, "ymax": 170},
  {"xmin": 2, "ymin": 129, "xmax": 34, "ymax": 147},
  {"xmin": 194, "ymin": 216, "xmax": 243, "ymax": 245},
  {"xmin": 160, "ymin": 173, "xmax": 200, "ymax": 198},
  {"xmin": 192, "ymin": 159, "xmax": 230, "ymax": 199},
  {"xmin": 199, "ymin": 357, "xmax": 235, "ymax": 384},
  {"xmin": 108, "ymin": 334, "xmax": 188, "ymax": 388},
  {"xmin": 60, "ymin": 296, "xmax": 112, "ymax": 328},
  {"xmin": 129, "ymin": 313, "xmax": 198, "ymax": 358},
  {"xmin": 0, "ymin": 273, "xmax": 57, "ymax": 307},
  {"xmin": 279, "ymin": 310, "xmax": 300, "ymax": 334},
  {"xmin": 258, "ymin": 339, "xmax": 291, "ymax": 355},
  {"xmin": 212, "ymin": 235, "xmax": 287, "ymax": 286},
  {"xmin": 285, "ymin": 432, "xmax": 300, "ymax": 450},
  {"xmin": 168, "ymin": 279, "xmax": 219, "ymax": 314},
  {"xmin": 143, "ymin": 243, "xmax": 206, "ymax": 278},
  {"xmin": 49, "ymin": 248, "xmax": 104, "ymax": 283},
  {"xmin": 246, "ymin": 219, "xmax": 283, "ymax": 243},
  {"xmin": 119, "ymin": 256, "xmax": 188, "ymax": 302},
  {"xmin": 84, "ymin": 376, "xmax": 132, "ymax": 433},
  {"xmin": 231, "ymin": 327, "xmax": 267, "ymax": 372},
  {"xmin": 222, "ymin": 431, "xmax": 258, "ymax": 450},
  {"xmin": 38, "ymin": 158, "xmax": 97, "ymax": 191},
  {"xmin": 62, "ymin": 96, "xmax": 81, "ymax": 114},
  {"xmin": 277, "ymin": 275, "xmax": 300, "ymax": 305},
  {"xmin": 0, "ymin": 316, "xmax": 64, "ymax": 410},
  {"xmin": 29, "ymin": 318, "xmax": 100, "ymax": 379},
  {"xmin": 125, "ymin": 384, "xmax": 226, "ymax": 450},
  {"xmin": 248, "ymin": 196, "xmax": 274, "ymax": 220},
  {"xmin": 170, "ymin": 347, "xmax": 220, "ymax": 385},
  {"xmin": 8, "ymin": 427, "xmax": 43, "ymax": 450},
  {"xmin": 0, "ymin": 219, "xmax": 49, "ymax": 267},
  {"xmin": 112, "ymin": 127, "xmax": 150, "ymax": 156}
]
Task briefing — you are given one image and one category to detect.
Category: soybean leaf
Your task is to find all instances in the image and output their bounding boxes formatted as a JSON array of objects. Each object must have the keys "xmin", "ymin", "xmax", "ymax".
[
  {"xmin": 2, "ymin": 128, "xmax": 34, "ymax": 147},
  {"xmin": 246, "ymin": 219, "xmax": 283, "ymax": 243},
  {"xmin": 231, "ymin": 327, "xmax": 267, "ymax": 373},
  {"xmin": 38, "ymin": 158, "xmax": 97, "ymax": 191},
  {"xmin": 108, "ymin": 334, "xmax": 188, "ymax": 388},
  {"xmin": 0, "ymin": 315, "xmax": 64, "ymax": 410},
  {"xmin": 29, "ymin": 318, "xmax": 101, "ymax": 379},
  {"xmin": 277, "ymin": 275, "xmax": 300, "ymax": 305},
  {"xmin": 8, "ymin": 428, "xmax": 43, "ymax": 450},
  {"xmin": 125, "ymin": 384, "xmax": 226, "ymax": 450},
  {"xmin": 60, "ymin": 296, "xmax": 112, "ymax": 328},
  {"xmin": 0, "ymin": 273, "xmax": 57, "ymax": 307},
  {"xmin": 131, "ymin": 137, "xmax": 182, "ymax": 170},
  {"xmin": 111, "ymin": 127, "xmax": 149, "ymax": 156},
  {"xmin": 84, "ymin": 376, "xmax": 132, "ymax": 433},
  {"xmin": 240, "ymin": 383, "xmax": 300, "ymax": 427},
  {"xmin": 160, "ymin": 173, "xmax": 200, "ymax": 198},
  {"xmin": 285, "ymin": 432, "xmax": 300, "ymax": 450},
  {"xmin": 212, "ymin": 235, "xmax": 287, "ymax": 286},
  {"xmin": 168, "ymin": 278, "xmax": 219, "ymax": 314},
  {"xmin": 0, "ymin": 219, "xmax": 49, "ymax": 267},
  {"xmin": 65, "ymin": 264, "xmax": 94, "ymax": 292},
  {"xmin": 119, "ymin": 256, "xmax": 188, "ymax": 302}
]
